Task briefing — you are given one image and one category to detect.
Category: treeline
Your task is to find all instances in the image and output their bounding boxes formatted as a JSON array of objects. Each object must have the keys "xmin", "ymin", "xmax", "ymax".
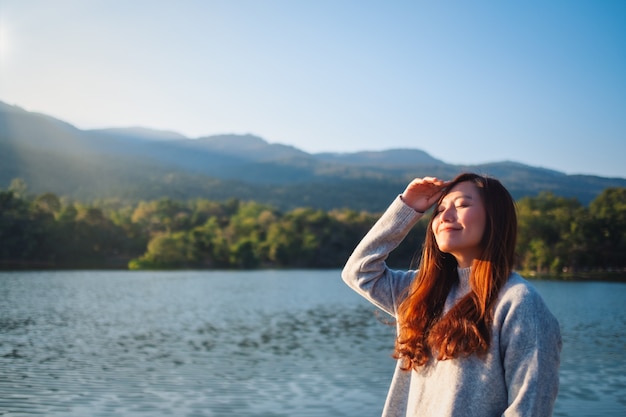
[{"xmin": 1, "ymin": 180, "xmax": 625, "ymax": 276}]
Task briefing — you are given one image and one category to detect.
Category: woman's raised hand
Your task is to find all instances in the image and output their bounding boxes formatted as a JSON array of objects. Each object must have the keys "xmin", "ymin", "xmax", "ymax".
[{"xmin": 401, "ymin": 177, "xmax": 449, "ymax": 213}]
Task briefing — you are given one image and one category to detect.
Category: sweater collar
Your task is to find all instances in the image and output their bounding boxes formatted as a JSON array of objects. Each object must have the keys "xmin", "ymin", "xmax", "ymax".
[{"xmin": 457, "ymin": 266, "xmax": 471, "ymax": 294}]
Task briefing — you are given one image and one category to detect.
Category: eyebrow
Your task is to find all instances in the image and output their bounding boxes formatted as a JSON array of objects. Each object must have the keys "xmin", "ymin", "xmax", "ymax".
[{"xmin": 442, "ymin": 194, "xmax": 474, "ymax": 203}]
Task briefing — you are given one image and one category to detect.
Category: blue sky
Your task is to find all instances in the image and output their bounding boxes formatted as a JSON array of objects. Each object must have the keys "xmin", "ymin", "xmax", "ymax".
[{"xmin": 1, "ymin": 0, "xmax": 624, "ymax": 178}]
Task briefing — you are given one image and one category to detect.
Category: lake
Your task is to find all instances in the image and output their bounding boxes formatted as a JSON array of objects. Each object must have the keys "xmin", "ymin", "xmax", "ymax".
[{"xmin": 0, "ymin": 270, "xmax": 624, "ymax": 417}]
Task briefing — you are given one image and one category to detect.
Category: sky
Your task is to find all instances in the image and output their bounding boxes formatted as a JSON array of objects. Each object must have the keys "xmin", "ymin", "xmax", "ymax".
[{"xmin": 0, "ymin": 0, "xmax": 625, "ymax": 178}]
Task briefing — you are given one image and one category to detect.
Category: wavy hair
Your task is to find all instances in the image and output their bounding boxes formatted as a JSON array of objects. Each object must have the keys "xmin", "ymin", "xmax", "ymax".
[{"xmin": 393, "ymin": 173, "xmax": 517, "ymax": 370}]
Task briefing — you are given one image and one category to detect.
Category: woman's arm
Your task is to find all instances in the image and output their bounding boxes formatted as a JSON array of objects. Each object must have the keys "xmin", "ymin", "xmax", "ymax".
[
  {"xmin": 342, "ymin": 177, "xmax": 448, "ymax": 316},
  {"xmin": 498, "ymin": 279, "xmax": 562, "ymax": 416},
  {"xmin": 341, "ymin": 196, "xmax": 420, "ymax": 316}
]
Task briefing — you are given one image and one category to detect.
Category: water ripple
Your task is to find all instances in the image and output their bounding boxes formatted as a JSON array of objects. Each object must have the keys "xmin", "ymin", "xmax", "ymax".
[{"xmin": 0, "ymin": 271, "xmax": 624, "ymax": 416}]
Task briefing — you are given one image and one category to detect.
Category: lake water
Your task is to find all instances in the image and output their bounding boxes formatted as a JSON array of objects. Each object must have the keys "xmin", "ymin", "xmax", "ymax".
[{"xmin": 0, "ymin": 270, "xmax": 624, "ymax": 417}]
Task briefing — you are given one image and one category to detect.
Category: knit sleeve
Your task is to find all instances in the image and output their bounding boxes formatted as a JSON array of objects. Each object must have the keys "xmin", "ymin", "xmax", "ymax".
[
  {"xmin": 341, "ymin": 195, "xmax": 423, "ymax": 317},
  {"xmin": 497, "ymin": 277, "xmax": 562, "ymax": 416}
]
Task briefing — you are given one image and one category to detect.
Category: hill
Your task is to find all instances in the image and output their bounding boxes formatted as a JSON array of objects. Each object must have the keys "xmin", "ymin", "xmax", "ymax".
[{"xmin": 1, "ymin": 101, "xmax": 624, "ymax": 211}]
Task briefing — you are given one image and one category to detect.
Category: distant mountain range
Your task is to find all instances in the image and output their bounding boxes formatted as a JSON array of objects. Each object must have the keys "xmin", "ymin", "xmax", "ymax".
[{"xmin": 1, "ymin": 101, "xmax": 624, "ymax": 211}]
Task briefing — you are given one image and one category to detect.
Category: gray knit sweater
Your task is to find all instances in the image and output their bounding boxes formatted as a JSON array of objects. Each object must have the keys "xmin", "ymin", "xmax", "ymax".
[{"xmin": 341, "ymin": 196, "xmax": 561, "ymax": 417}]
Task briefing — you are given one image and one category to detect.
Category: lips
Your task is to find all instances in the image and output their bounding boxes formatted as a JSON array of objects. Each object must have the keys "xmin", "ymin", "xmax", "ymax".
[{"xmin": 439, "ymin": 226, "xmax": 461, "ymax": 233}]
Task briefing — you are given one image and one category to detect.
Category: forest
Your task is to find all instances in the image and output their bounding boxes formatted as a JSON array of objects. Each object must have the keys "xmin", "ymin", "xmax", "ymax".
[{"xmin": 1, "ymin": 178, "xmax": 625, "ymax": 279}]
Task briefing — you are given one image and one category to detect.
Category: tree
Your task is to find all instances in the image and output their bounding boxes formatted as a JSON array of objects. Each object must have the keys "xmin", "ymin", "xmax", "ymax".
[
  {"xmin": 131, "ymin": 198, "xmax": 191, "ymax": 236},
  {"xmin": 588, "ymin": 188, "xmax": 626, "ymax": 268},
  {"xmin": 129, "ymin": 232, "xmax": 190, "ymax": 269},
  {"xmin": 516, "ymin": 192, "xmax": 583, "ymax": 273},
  {"xmin": 33, "ymin": 192, "xmax": 62, "ymax": 216},
  {"xmin": 0, "ymin": 190, "xmax": 43, "ymax": 266},
  {"xmin": 8, "ymin": 178, "xmax": 28, "ymax": 199}
]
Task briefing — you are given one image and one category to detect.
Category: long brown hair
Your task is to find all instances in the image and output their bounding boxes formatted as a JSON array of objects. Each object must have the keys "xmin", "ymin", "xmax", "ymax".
[{"xmin": 394, "ymin": 173, "xmax": 517, "ymax": 370}]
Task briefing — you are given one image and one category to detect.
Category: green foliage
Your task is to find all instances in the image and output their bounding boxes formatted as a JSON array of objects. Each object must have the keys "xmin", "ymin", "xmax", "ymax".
[
  {"xmin": 587, "ymin": 188, "xmax": 626, "ymax": 268},
  {"xmin": 516, "ymin": 190, "xmax": 626, "ymax": 274},
  {"xmin": 0, "ymin": 184, "xmax": 146, "ymax": 269},
  {"xmin": 1, "ymin": 180, "xmax": 624, "ymax": 276}
]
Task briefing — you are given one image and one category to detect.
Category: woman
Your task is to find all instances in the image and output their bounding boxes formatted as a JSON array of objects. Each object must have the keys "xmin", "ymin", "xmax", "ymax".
[{"xmin": 342, "ymin": 173, "xmax": 561, "ymax": 417}]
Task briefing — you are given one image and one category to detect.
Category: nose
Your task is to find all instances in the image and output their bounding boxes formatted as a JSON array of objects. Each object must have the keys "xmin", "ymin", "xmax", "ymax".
[{"xmin": 439, "ymin": 205, "xmax": 455, "ymax": 223}]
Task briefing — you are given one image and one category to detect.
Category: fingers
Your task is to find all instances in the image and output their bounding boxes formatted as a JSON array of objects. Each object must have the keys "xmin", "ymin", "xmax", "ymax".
[
  {"xmin": 407, "ymin": 177, "xmax": 449, "ymax": 191},
  {"xmin": 401, "ymin": 176, "xmax": 450, "ymax": 212}
]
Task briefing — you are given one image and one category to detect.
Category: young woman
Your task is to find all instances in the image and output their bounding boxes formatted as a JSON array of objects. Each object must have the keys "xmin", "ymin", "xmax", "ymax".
[{"xmin": 342, "ymin": 173, "xmax": 561, "ymax": 417}]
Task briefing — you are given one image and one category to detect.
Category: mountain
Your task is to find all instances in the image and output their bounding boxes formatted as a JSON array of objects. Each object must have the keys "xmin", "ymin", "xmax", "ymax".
[
  {"xmin": 316, "ymin": 149, "xmax": 445, "ymax": 166},
  {"xmin": 1, "ymin": 101, "xmax": 624, "ymax": 211},
  {"xmin": 89, "ymin": 127, "xmax": 188, "ymax": 142}
]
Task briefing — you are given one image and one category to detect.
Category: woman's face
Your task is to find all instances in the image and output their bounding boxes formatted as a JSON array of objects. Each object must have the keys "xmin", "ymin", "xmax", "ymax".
[{"xmin": 432, "ymin": 181, "xmax": 487, "ymax": 268}]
